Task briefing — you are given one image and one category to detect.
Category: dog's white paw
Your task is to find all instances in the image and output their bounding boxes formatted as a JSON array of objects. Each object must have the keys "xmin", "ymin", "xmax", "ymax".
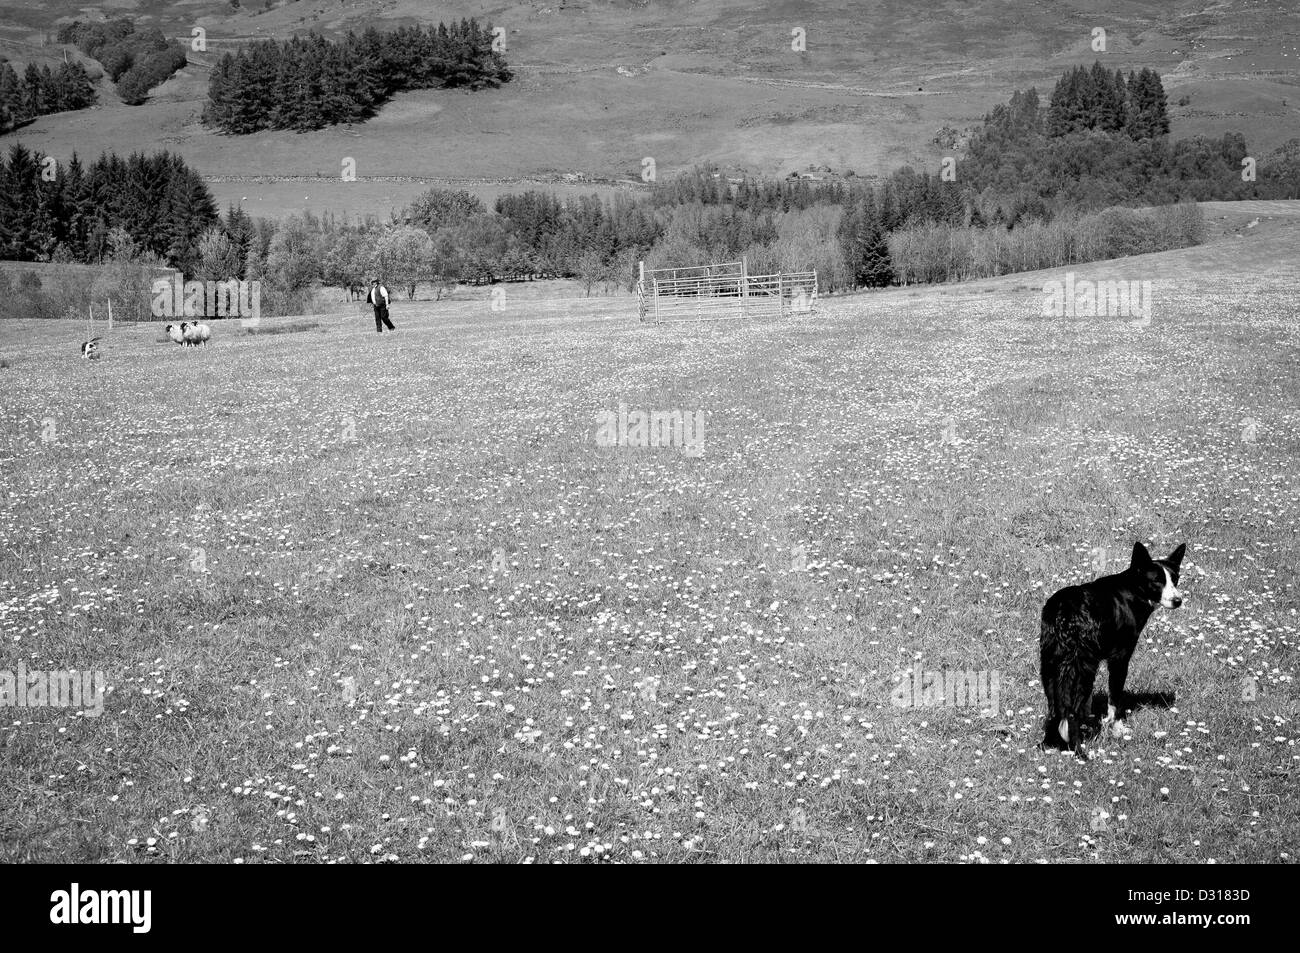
[{"xmin": 1104, "ymin": 704, "xmax": 1117, "ymax": 724}]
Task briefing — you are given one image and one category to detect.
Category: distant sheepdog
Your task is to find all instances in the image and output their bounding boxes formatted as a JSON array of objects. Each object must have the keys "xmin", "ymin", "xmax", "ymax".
[
  {"xmin": 80, "ymin": 337, "xmax": 101, "ymax": 360},
  {"xmin": 167, "ymin": 322, "xmax": 211, "ymax": 347}
]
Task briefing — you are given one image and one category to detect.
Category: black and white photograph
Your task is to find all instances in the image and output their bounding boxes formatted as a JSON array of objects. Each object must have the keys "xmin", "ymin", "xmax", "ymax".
[{"xmin": 0, "ymin": 0, "xmax": 1295, "ymax": 901}]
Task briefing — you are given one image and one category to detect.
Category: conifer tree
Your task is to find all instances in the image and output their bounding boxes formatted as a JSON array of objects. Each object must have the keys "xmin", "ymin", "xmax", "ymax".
[
  {"xmin": 0, "ymin": 62, "xmax": 22, "ymax": 129},
  {"xmin": 56, "ymin": 152, "xmax": 92, "ymax": 258},
  {"xmin": 23, "ymin": 63, "xmax": 43, "ymax": 116},
  {"xmin": 1126, "ymin": 68, "xmax": 1169, "ymax": 139}
]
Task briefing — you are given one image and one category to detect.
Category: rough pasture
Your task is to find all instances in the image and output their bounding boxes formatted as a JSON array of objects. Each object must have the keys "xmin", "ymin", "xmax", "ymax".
[{"xmin": 0, "ymin": 236, "xmax": 1296, "ymax": 863}]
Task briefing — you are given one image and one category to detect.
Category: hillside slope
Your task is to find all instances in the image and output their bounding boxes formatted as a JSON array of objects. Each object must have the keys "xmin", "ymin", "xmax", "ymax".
[{"xmin": 0, "ymin": 0, "xmax": 1296, "ymax": 218}]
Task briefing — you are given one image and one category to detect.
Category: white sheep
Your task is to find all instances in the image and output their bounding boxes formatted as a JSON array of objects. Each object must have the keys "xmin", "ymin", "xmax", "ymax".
[
  {"xmin": 194, "ymin": 322, "xmax": 211, "ymax": 346},
  {"xmin": 181, "ymin": 322, "xmax": 202, "ymax": 347},
  {"xmin": 165, "ymin": 324, "xmax": 184, "ymax": 345}
]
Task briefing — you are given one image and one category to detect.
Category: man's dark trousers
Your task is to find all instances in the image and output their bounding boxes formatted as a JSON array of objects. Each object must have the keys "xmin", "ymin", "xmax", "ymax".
[{"xmin": 374, "ymin": 304, "xmax": 395, "ymax": 332}]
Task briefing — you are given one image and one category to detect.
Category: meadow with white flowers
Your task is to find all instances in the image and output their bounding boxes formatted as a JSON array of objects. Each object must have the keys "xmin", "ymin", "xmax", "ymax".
[{"xmin": 1, "ymin": 223, "xmax": 1297, "ymax": 863}]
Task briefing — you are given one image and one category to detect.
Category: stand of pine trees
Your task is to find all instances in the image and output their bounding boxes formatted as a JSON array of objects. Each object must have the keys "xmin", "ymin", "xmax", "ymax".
[
  {"xmin": 960, "ymin": 64, "xmax": 1298, "ymax": 215},
  {"xmin": 203, "ymin": 20, "xmax": 512, "ymax": 134},
  {"xmin": 57, "ymin": 18, "xmax": 189, "ymax": 106},
  {"xmin": 491, "ymin": 191, "xmax": 660, "ymax": 281},
  {"xmin": 0, "ymin": 144, "xmax": 218, "ymax": 270},
  {"xmin": 1046, "ymin": 62, "xmax": 1169, "ymax": 139},
  {"xmin": 0, "ymin": 59, "xmax": 97, "ymax": 134}
]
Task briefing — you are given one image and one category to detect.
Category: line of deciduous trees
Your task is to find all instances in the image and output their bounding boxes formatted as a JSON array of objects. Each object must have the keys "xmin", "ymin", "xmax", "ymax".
[
  {"xmin": 3, "ymin": 63, "xmax": 1298, "ymax": 315},
  {"xmin": 57, "ymin": 18, "xmax": 188, "ymax": 105}
]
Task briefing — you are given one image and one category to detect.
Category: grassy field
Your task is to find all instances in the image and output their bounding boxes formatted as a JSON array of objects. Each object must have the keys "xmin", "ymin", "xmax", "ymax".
[
  {"xmin": 0, "ymin": 218, "xmax": 1297, "ymax": 863},
  {"xmin": 3, "ymin": 0, "xmax": 1298, "ymax": 218}
]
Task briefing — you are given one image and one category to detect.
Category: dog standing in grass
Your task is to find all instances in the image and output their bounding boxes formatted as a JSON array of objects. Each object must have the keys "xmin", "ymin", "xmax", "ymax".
[
  {"xmin": 367, "ymin": 277, "xmax": 395, "ymax": 333},
  {"xmin": 1040, "ymin": 542, "xmax": 1186, "ymax": 758}
]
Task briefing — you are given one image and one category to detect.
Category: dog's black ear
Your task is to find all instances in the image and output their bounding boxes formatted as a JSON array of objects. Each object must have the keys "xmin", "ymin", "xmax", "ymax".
[
  {"xmin": 1131, "ymin": 541, "xmax": 1152, "ymax": 566},
  {"xmin": 1168, "ymin": 543, "xmax": 1186, "ymax": 568}
]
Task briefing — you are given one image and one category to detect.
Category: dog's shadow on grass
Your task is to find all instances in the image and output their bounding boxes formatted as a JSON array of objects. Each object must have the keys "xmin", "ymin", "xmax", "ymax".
[{"xmin": 1089, "ymin": 689, "xmax": 1176, "ymax": 719}]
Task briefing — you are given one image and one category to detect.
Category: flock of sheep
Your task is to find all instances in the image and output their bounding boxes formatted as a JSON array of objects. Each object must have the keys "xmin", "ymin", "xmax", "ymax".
[{"xmin": 165, "ymin": 322, "xmax": 212, "ymax": 347}]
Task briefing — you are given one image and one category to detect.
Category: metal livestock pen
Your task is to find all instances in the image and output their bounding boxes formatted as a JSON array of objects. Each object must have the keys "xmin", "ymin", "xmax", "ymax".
[{"xmin": 636, "ymin": 259, "xmax": 817, "ymax": 323}]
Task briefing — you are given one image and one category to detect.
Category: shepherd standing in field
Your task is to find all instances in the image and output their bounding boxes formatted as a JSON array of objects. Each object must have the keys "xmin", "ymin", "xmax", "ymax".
[{"xmin": 367, "ymin": 277, "xmax": 396, "ymax": 333}]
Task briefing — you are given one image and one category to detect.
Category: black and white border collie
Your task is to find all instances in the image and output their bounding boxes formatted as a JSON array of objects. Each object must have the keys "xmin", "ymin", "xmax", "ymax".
[{"xmin": 1040, "ymin": 542, "xmax": 1186, "ymax": 759}]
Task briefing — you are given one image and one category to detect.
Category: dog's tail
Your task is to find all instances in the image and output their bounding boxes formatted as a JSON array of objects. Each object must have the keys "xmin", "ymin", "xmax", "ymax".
[{"xmin": 1040, "ymin": 604, "xmax": 1094, "ymax": 759}]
